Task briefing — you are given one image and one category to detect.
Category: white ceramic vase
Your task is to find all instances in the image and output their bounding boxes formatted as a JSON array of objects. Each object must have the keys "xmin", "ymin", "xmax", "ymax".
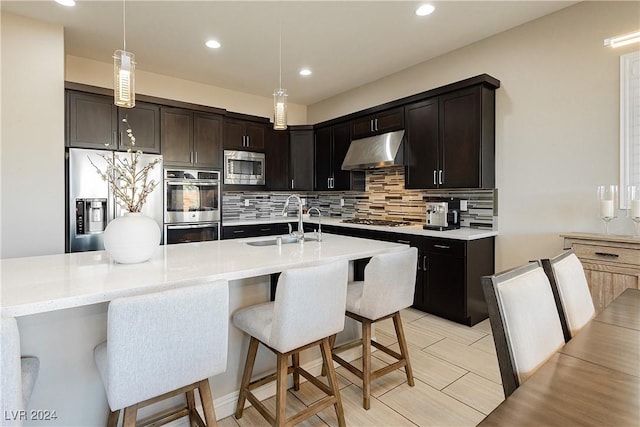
[{"xmin": 103, "ymin": 212, "xmax": 160, "ymax": 264}]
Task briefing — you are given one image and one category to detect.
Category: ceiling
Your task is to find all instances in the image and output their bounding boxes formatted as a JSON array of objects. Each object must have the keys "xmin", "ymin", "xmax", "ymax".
[{"xmin": 1, "ymin": 1, "xmax": 577, "ymax": 105}]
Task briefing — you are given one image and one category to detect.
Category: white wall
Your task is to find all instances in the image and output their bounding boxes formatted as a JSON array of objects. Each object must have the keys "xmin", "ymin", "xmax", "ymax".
[
  {"xmin": 1, "ymin": 13, "xmax": 65, "ymax": 258},
  {"xmin": 65, "ymin": 55, "xmax": 307, "ymax": 125},
  {"xmin": 308, "ymin": 1, "xmax": 640, "ymax": 271}
]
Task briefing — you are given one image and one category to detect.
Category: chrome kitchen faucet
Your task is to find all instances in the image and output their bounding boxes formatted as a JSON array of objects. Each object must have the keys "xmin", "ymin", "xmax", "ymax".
[{"xmin": 282, "ymin": 194, "xmax": 304, "ymax": 242}]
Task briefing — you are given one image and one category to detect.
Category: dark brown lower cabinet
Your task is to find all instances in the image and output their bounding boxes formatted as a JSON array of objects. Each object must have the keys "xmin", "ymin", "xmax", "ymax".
[
  {"xmin": 222, "ymin": 222, "xmax": 296, "ymax": 240},
  {"xmin": 321, "ymin": 224, "xmax": 494, "ymax": 326}
]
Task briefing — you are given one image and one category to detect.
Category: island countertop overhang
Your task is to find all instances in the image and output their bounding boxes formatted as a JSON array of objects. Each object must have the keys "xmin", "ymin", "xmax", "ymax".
[{"xmin": 1, "ymin": 234, "xmax": 406, "ymax": 317}]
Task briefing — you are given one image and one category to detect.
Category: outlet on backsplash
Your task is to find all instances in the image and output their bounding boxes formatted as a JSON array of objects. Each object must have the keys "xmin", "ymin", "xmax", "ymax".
[{"xmin": 244, "ymin": 199, "xmax": 250, "ymax": 207}]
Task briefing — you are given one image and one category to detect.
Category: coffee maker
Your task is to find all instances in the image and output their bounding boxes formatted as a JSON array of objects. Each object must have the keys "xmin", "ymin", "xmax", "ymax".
[{"xmin": 423, "ymin": 197, "xmax": 461, "ymax": 231}]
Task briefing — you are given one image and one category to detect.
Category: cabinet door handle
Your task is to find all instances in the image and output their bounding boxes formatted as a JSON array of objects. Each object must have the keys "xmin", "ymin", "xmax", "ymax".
[
  {"xmin": 375, "ymin": 118, "xmax": 379, "ymax": 131},
  {"xmin": 433, "ymin": 170, "xmax": 437, "ymax": 185},
  {"xmin": 246, "ymin": 135, "xmax": 250, "ymax": 147},
  {"xmin": 190, "ymin": 152, "xmax": 194, "ymax": 164},
  {"xmin": 439, "ymin": 170, "xmax": 443, "ymax": 185},
  {"xmin": 370, "ymin": 119, "xmax": 374, "ymax": 133},
  {"xmin": 195, "ymin": 151, "xmax": 198, "ymax": 164},
  {"xmin": 423, "ymin": 255, "xmax": 427, "ymax": 271},
  {"xmin": 260, "ymin": 228, "xmax": 271, "ymax": 232},
  {"xmin": 291, "ymin": 179, "xmax": 294, "ymax": 189},
  {"xmin": 434, "ymin": 244, "xmax": 450, "ymax": 249},
  {"xmin": 233, "ymin": 230, "xmax": 245, "ymax": 234},
  {"xmin": 594, "ymin": 252, "xmax": 619, "ymax": 258},
  {"xmin": 112, "ymin": 131, "xmax": 117, "ymax": 146},
  {"xmin": 331, "ymin": 177, "xmax": 335, "ymax": 188},
  {"xmin": 397, "ymin": 240, "xmax": 411, "ymax": 244}
]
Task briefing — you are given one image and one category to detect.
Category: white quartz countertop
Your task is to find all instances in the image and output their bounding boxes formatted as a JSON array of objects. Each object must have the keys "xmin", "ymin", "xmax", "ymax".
[
  {"xmin": 223, "ymin": 217, "xmax": 497, "ymax": 240},
  {"xmin": 1, "ymin": 234, "xmax": 405, "ymax": 317}
]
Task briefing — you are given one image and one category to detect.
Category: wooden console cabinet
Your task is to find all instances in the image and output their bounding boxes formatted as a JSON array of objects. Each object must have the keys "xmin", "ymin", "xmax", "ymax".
[{"xmin": 562, "ymin": 232, "xmax": 640, "ymax": 313}]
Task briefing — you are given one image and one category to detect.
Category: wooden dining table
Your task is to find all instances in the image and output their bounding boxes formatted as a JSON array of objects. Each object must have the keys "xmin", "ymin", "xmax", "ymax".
[{"xmin": 479, "ymin": 288, "xmax": 640, "ymax": 426}]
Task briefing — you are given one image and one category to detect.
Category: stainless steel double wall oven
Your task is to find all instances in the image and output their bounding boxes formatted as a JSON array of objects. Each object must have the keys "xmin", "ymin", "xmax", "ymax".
[{"xmin": 164, "ymin": 169, "xmax": 221, "ymax": 244}]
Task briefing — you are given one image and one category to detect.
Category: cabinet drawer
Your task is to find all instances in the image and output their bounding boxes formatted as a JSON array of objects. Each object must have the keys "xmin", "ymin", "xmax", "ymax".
[
  {"xmin": 423, "ymin": 239, "xmax": 465, "ymax": 257},
  {"xmin": 572, "ymin": 243, "xmax": 640, "ymax": 267}
]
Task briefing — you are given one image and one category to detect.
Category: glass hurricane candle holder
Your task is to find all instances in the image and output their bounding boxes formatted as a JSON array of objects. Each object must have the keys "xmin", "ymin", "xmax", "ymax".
[
  {"xmin": 597, "ymin": 185, "xmax": 618, "ymax": 234},
  {"xmin": 628, "ymin": 185, "xmax": 640, "ymax": 236}
]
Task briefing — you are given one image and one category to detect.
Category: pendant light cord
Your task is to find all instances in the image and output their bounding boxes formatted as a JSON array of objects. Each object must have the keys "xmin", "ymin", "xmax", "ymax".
[
  {"xmin": 278, "ymin": 19, "xmax": 282, "ymax": 89},
  {"xmin": 123, "ymin": 0, "xmax": 126, "ymax": 51}
]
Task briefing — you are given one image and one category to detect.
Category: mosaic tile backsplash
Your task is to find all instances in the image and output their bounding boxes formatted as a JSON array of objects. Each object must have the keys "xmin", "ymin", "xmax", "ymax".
[{"xmin": 223, "ymin": 166, "xmax": 496, "ymax": 229}]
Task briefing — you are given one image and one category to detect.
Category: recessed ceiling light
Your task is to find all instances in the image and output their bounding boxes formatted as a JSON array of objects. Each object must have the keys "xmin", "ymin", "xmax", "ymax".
[
  {"xmin": 205, "ymin": 40, "xmax": 221, "ymax": 49},
  {"xmin": 299, "ymin": 68, "xmax": 312, "ymax": 76},
  {"xmin": 415, "ymin": 4, "xmax": 435, "ymax": 16},
  {"xmin": 55, "ymin": 0, "xmax": 76, "ymax": 6}
]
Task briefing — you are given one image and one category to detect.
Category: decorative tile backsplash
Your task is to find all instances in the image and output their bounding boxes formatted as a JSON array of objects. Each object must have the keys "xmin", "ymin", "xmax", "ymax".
[{"xmin": 223, "ymin": 166, "xmax": 496, "ymax": 229}]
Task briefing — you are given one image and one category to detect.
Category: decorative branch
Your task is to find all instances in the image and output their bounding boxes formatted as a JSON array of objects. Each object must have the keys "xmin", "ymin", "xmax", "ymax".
[{"xmin": 89, "ymin": 118, "xmax": 160, "ymax": 213}]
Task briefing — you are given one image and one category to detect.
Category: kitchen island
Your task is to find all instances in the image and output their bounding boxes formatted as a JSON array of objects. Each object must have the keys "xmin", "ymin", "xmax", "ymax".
[{"xmin": 1, "ymin": 234, "xmax": 405, "ymax": 426}]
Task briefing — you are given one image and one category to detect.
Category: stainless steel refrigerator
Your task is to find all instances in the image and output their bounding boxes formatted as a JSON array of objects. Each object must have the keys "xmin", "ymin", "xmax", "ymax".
[{"xmin": 66, "ymin": 148, "xmax": 163, "ymax": 252}]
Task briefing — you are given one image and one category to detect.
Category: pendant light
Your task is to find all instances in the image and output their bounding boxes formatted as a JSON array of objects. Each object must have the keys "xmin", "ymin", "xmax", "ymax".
[
  {"xmin": 273, "ymin": 19, "xmax": 287, "ymax": 130},
  {"xmin": 114, "ymin": 0, "xmax": 135, "ymax": 108}
]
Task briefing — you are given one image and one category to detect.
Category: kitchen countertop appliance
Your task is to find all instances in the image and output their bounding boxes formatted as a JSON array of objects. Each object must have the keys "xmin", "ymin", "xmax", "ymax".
[
  {"xmin": 66, "ymin": 148, "xmax": 164, "ymax": 253},
  {"xmin": 424, "ymin": 197, "xmax": 461, "ymax": 231}
]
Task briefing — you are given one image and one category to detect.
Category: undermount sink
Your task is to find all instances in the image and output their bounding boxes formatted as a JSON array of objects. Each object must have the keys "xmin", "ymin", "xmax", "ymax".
[{"xmin": 245, "ymin": 236, "xmax": 318, "ymax": 246}]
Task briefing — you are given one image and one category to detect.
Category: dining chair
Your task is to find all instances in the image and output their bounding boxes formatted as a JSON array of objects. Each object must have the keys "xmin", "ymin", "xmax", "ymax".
[
  {"xmin": 1, "ymin": 317, "xmax": 40, "ymax": 427},
  {"xmin": 541, "ymin": 250, "xmax": 596, "ymax": 341},
  {"xmin": 330, "ymin": 247, "xmax": 418, "ymax": 410},
  {"xmin": 233, "ymin": 260, "xmax": 348, "ymax": 427},
  {"xmin": 94, "ymin": 280, "xmax": 229, "ymax": 426},
  {"xmin": 481, "ymin": 261, "xmax": 565, "ymax": 398}
]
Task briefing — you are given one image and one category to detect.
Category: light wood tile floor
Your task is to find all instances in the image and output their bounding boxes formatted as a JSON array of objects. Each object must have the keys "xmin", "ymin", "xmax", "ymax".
[{"xmin": 222, "ymin": 308, "xmax": 504, "ymax": 426}]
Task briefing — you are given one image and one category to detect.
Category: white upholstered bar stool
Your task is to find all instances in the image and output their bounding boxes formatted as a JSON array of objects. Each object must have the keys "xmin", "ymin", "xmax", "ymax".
[
  {"xmin": 541, "ymin": 250, "xmax": 596, "ymax": 341},
  {"xmin": 330, "ymin": 247, "xmax": 418, "ymax": 410},
  {"xmin": 482, "ymin": 262, "xmax": 565, "ymax": 398},
  {"xmin": 94, "ymin": 280, "xmax": 229, "ymax": 427},
  {"xmin": 233, "ymin": 260, "xmax": 348, "ymax": 427},
  {"xmin": 1, "ymin": 317, "xmax": 40, "ymax": 427}
]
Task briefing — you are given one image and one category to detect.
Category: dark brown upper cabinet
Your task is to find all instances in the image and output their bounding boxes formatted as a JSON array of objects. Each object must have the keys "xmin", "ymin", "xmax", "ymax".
[
  {"xmin": 265, "ymin": 129, "xmax": 290, "ymax": 190},
  {"xmin": 224, "ymin": 119, "xmax": 265, "ymax": 150},
  {"xmin": 405, "ymin": 84, "xmax": 495, "ymax": 190},
  {"xmin": 67, "ymin": 90, "xmax": 160, "ymax": 153},
  {"xmin": 351, "ymin": 107, "xmax": 404, "ymax": 140},
  {"xmin": 405, "ymin": 98, "xmax": 439, "ymax": 189},
  {"xmin": 67, "ymin": 91, "xmax": 117, "ymax": 149},
  {"xmin": 314, "ymin": 122, "xmax": 359, "ymax": 191},
  {"xmin": 161, "ymin": 107, "xmax": 222, "ymax": 169},
  {"xmin": 289, "ymin": 129, "xmax": 314, "ymax": 191},
  {"xmin": 117, "ymin": 102, "xmax": 160, "ymax": 153}
]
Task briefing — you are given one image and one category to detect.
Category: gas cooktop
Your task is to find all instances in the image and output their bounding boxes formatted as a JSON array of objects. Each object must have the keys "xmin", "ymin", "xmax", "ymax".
[{"xmin": 341, "ymin": 218, "xmax": 412, "ymax": 227}]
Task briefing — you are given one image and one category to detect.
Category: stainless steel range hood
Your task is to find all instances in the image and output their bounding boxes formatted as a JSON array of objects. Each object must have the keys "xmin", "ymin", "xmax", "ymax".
[{"xmin": 341, "ymin": 130, "xmax": 405, "ymax": 170}]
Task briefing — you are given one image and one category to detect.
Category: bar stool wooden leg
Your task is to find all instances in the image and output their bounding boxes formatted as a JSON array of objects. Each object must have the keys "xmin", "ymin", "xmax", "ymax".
[
  {"xmin": 236, "ymin": 337, "xmax": 259, "ymax": 419},
  {"xmin": 186, "ymin": 389, "xmax": 197, "ymax": 424},
  {"xmin": 122, "ymin": 404, "xmax": 138, "ymax": 427},
  {"xmin": 292, "ymin": 352, "xmax": 300, "ymax": 391},
  {"xmin": 321, "ymin": 337, "xmax": 346, "ymax": 427},
  {"xmin": 106, "ymin": 410, "xmax": 119, "ymax": 427},
  {"xmin": 362, "ymin": 319, "xmax": 372, "ymax": 410},
  {"xmin": 393, "ymin": 312, "xmax": 414, "ymax": 386},
  {"xmin": 198, "ymin": 379, "xmax": 218, "ymax": 426},
  {"xmin": 321, "ymin": 334, "xmax": 337, "ymax": 377},
  {"xmin": 275, "ymin": 353, "xmax": 289, "ymax": 426}
]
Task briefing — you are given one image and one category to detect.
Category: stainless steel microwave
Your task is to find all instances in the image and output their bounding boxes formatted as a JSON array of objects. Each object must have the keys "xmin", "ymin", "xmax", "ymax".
[{"xmin": 224, "ymin": 150, "xmax": 265, "ymax": 185}]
